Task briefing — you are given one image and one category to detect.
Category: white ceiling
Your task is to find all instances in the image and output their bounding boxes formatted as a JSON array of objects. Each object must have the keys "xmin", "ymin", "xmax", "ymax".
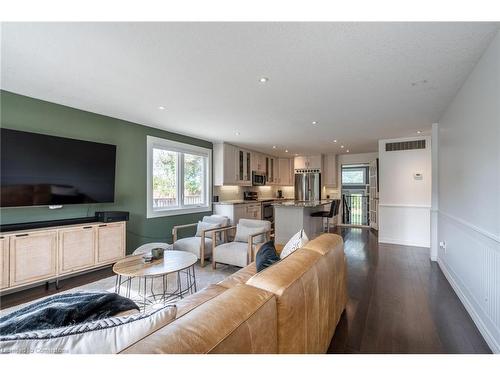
[{"xmin": 1, "ymin": 22, "xmax": 499, "ymax": 156}]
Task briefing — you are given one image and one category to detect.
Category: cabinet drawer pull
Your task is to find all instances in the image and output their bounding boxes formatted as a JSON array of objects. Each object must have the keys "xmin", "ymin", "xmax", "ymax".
[
  {"xmin": 98, "ymin": 224, "xmax": 107, "ymax": 227},
  {"xmin": 83, "ymin": 226, "xmax": 93, "ymax": 229},
  {"xmin": 16, "ymin": 233, "xmax": 29, "ymax": 237}
]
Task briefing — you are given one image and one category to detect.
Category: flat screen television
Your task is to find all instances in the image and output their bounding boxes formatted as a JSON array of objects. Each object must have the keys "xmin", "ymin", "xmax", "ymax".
[{"xmin": 1, "ymin": 129, "xmax": 116, "ymax": 208}]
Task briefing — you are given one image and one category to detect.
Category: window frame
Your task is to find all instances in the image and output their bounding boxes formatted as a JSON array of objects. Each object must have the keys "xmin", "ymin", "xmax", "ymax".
[
  {"xmin": 146, "ymin": 135, "xmax": 212, "ymax": 218},
  {"xmin": 341, "ymin": 166, "xmax": 369, "ymax": 186}
]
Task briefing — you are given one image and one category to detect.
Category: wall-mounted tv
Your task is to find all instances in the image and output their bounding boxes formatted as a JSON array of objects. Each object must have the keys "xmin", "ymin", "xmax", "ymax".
[{"xmin": 1, "ymin": 129, "xmax": 116, "ymax": 208}]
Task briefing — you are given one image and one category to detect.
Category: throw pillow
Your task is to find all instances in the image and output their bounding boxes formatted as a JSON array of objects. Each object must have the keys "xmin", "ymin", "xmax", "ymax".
[
  {"xmin": 280, "ymin": 229, "xmax": 309, "ymax": 259},
  {"xmin": 195, "ymin": 221, "xmax": 221, "ymax": 239},
  {"xmin": 0, "ymin": 304, "xmax": 177, "ymax": 354},
  {"xmin": 256, "ymin": 240, "xmax": 281, "ymax": 272}
]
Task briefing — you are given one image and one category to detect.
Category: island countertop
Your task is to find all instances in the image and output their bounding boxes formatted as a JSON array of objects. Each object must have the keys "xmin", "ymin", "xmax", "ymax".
[{"xmin": 272, "ymin": 199, "xmax": 333, "ymax": 208}]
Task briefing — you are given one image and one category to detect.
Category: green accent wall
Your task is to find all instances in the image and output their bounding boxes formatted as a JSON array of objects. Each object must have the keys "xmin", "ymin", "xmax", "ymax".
[{"xmin": 0, "ymin": 91, "xmax": 212, "ymax": 253}]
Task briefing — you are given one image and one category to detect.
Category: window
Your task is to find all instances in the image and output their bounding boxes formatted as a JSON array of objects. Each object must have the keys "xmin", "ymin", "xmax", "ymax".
[
  {"xmin": 147, "ymin": 136, "xmax": 211, "ymax": 217},
  {"xmin": 342, "ymin": 167, "xmax": 368, "ymax": 185}
]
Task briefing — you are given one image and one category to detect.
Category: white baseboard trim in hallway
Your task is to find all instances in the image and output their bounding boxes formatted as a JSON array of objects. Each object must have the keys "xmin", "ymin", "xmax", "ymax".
[
  {"xmin": 438, "ymin": 258, "xmax": 499, "ymax": 353},
  {"xmin": 438, "ymin": 211, "xmax": 500, "ymax": 354}
]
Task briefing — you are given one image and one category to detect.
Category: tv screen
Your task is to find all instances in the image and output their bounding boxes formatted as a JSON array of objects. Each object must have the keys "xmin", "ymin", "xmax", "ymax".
[{"xmin": 1, "ymin": 129, "xmax": 116, "ymax": 207}]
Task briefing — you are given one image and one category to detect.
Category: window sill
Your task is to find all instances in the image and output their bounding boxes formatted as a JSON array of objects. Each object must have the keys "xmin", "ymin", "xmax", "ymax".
[{"xmin": 147, "ymin": 206, "xmax": 212, "ymax": 218}]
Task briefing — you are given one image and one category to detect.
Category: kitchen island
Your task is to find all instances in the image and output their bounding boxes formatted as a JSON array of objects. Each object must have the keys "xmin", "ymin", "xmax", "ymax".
[{"xmin": 272, "ymin": 200, "xmax": 332, "ymax": 244}]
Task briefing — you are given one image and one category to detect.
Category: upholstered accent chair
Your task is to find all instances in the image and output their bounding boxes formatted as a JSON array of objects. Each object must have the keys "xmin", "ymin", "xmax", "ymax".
[
  {"xmin": 172, "ymin": 215, "xmax": 230, "ymax": 266},
  {"xmin": 211, "ymin": 219, "xmax": 272, "ymax": 269}
]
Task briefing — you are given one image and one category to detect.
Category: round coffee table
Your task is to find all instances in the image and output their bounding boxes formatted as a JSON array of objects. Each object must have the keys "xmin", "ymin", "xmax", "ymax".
[{"xmin": 113, "ymin": 250, "xmax": 197, "ymax": 310}]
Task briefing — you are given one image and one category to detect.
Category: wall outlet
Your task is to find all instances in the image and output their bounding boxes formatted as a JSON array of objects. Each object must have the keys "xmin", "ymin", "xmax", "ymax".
[{"xmin": 439, "ymin": 241, "xmax": 447, "ymax": 254}]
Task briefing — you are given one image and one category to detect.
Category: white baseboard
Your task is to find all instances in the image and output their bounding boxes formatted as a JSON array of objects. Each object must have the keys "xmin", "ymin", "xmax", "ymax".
[
  {"xmin": 378, "ymin": 237, "xmax": 430, "ymax": 248},
  {"xmin": 438, "ymin": 258, "xmax": 500, "ymax": 353}
]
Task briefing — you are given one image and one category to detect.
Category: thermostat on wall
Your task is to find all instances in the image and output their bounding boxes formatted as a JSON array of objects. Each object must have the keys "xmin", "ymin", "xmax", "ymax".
[{"xmin": 414, "ymin": 173, "xmax": 423, "ymax": 180}]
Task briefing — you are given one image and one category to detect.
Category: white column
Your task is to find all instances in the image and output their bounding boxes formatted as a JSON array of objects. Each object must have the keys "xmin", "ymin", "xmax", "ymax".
[{"xmin": 430, "ymin": 123, "xmax": 439, "ymax": 261}]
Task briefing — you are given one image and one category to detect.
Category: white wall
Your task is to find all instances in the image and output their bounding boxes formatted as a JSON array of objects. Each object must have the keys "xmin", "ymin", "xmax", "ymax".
[
  {"xmin": 378, "ymin": 136, "xmax": 432, "ymax": 247},
  {"xmin": 437, "ymin": 30, "xmax": 500, "ymax": 353}
]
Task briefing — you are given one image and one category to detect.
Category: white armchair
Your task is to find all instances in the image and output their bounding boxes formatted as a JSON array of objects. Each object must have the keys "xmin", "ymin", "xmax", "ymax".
[
  {"xmin": 211, "ymin": 219, "xmax": 272, "ymax": 269},
  {"xmin": 172, "ymin": 215, "xmax": 230, "ymax": 267}
]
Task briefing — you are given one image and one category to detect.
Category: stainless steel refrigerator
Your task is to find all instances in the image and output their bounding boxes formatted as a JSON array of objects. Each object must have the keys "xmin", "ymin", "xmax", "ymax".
[{"xmin": 294, "ymin": 172, "xmax": 321, "ymax": 201}]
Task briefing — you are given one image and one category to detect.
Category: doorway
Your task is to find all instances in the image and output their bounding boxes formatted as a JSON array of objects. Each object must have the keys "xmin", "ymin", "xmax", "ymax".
[{"xmin": 341, "ymin": 164, "xmax": 370, "ymax": 226}]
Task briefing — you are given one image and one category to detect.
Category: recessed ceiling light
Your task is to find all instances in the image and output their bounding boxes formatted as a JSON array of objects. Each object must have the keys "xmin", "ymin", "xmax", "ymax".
[
  {"xmin": 235, "ymin": 131, "xmax": 240, "ymax": 136},
  {"xmin": 272, "ymin": 145, "xmax": 276, "ymax": 149},
  {"xmin": 417, "ymin": 130, "xmax": 422, "ymax": 134},
  {"xmin": 285, "ymin": 149, "xmax": 289, "ymax": 153},
  {"xmin": 346, "ymin": 149, "xmax": 350, "ymax": 153},
  {"xmin": 312, "ymin": 121, "xmax": 318, "ymax": 125},
  {"xmin": 158, "ymin": 106, "xmax": 166, "ymax": 110},
  {"xmin": 340, "ymin": 145, "xmax": 345, "ymax": 149},
  {"xmin": 259, "ymin": 77, "xmax": 269, "ymax": 83},
  {"xmin": 333, "ymin": 139, "xmax": 337, "ymax": 143}
]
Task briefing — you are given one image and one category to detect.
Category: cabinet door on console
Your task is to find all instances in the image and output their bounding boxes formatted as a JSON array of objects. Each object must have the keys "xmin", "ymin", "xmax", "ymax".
[
  {"xmin": 59, "ymin": 225, "xmax": 96, "ymax": 274},
  {"xmin": 0, "ymin": 236, "xmax": 9, "ymax": 289},
  {"xmin": 96, "ymin": 222, "xmax": 125, "ymax": 264},
  {"xmin": 9, "ymin": 231, "xmax": 57, "ymax": 287}
]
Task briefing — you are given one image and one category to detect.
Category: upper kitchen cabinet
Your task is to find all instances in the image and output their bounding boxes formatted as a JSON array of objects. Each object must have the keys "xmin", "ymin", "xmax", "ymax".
[
  {"xmin": 251, "ymin": 152, "xmax": 266, "ymax": 174},
  {"xmin": 214, "ymin": 143, "xmax": 251, "ymax": 186},
  {"xmin": 323, "ymin": 153, "xmax": 338, "ymax": 187},
  {"xmin": 266, "ymin": 156, "xmax": 279, "ymax": 185},
  {"xmin": 278, "ymin": 158, "xmax": 294, "ymax": 186},
  {"xmin": 294, "ymin": 155, "xmax": 322, "ymax": 170}
]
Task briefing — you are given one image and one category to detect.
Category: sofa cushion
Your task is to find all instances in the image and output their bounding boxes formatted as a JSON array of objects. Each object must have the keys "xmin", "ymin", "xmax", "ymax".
[
  {"xmin": 255, "ymin": 241, "xmax": 280, "ymax": 272},
  {"xmin": 175, "ymin": 284, "xmax": 228, "ymax": 318},
  {"xmin": 213, "ymin": 241, "xmax": 249, "ymax": 268},
  {"xmin": 120, "ymin": 284, "xmax": 277, "ymax": 354},
  {"xmin": 217, "ymin": 263, "xmax": 257, "ymax": 289},
  {"xmin": 0, "ymin": 304, "xmax": 177, "ymax": 354},
  {"xmin": 174, "ymin": 237, "xmax": 213, "ymax": 258}
]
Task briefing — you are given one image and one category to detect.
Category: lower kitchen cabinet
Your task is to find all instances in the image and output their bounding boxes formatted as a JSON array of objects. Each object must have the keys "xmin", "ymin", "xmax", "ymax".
[{"xmin": 214, "ymin": 202, "xmax": 262, "ymax": 225}]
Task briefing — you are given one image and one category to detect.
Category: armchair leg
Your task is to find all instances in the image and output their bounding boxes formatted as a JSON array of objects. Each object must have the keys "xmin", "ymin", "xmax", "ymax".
[{"xmin": 200, "ymin": 257, "xmax": 205, "ymax": 267}]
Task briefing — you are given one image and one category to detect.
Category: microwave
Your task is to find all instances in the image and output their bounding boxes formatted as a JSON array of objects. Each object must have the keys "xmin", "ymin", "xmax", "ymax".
[{"xmin": 252, "ymin": 171, "xmax": 267, "ymax": 186}]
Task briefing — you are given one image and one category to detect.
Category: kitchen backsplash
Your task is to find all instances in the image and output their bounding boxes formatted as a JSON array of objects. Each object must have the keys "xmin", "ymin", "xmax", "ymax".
[{"xmin": 214, "ymin": 185, "xmax": 295, "ymax": 201}]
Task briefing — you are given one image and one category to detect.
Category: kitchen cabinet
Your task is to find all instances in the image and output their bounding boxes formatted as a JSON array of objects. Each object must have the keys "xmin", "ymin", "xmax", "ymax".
[
  {"xmin": 214, "ymin": 143, "xmax": 251, "ymax": 186},
  {"xmin": 252, "ymin": 152, "xmax": 266, "ymax": 174},
  {"xmin": 0, "ymin": 236, "xmax": 9, "ymax": 289},
  {"xmin": 237, "ymin": 149, "xmax": 252, "ymax": 186},
  {"xmin": 265, "ymin": 156, "xmax": 279, "ymax": 185},
  {"xmin": 278, "ymin": 158, "xmax": 294, "ymax": 186},
  {"xmin": 59, "ymin": 225, "xmax": 96, "ymax": 275},
  {"xmin": 96, "ymin": 222, "xmax": 126, "ymax": 265},
  {"xmin": 294, "ymin": 155, "xmax": 322, "ymax": 170},
  {"xmin": 214, "ymin": 202, "xmax": 262, "ymax": 225},
  {"xmin": 323, "ymin": 153, "xmax": 338, "ymax": 187},
  {"xmin": 9, "ymin": 230, "xmax": 58, "ymax": 287}
]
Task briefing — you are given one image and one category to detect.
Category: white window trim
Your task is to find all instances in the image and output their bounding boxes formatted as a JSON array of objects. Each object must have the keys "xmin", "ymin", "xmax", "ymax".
[{"xmin": 147, "ymin": 135, "xmax": 212, "ymax": 218}]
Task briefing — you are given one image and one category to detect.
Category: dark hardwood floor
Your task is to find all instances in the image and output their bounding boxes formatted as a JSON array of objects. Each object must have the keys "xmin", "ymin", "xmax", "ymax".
[
  {"xmin": 1, "ymin": 226, "xmax": 491, "ymax": 354},
  {"xmin": 328, "ymin": 227, "xmax": 491, "ymax": 354}
]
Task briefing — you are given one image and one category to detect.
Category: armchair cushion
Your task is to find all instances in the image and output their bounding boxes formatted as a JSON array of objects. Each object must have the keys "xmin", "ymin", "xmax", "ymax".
[
  {"xmin": 213, "ymin": 242, "xmax": 249, "ymax": 268},
  {"xmin": 234, "ymin": 219, "xmax": 271, "ymax": 244},
  {"xmin": 174, "ymin": 237, "xmax": 213, "ymax": 258},
  {"xmin": 195, "ymin": 221, "xmax": 221, "ymax": 239}
]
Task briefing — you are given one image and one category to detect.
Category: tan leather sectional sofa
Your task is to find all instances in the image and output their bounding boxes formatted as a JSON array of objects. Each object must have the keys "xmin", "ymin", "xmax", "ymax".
[{"xmin": 120, "ymin": 233, "xmax": 348, "ymax": 354}]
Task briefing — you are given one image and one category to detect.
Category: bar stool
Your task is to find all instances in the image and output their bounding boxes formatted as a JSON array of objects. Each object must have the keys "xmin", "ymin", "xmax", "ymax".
[{"xmin": 310, "ymin": 199, "xmax": 340, "ymax": 232}]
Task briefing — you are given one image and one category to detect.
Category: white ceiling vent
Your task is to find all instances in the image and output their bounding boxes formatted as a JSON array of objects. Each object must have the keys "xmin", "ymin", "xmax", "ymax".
[{"xmin": 385, "ymin": 140, "xmax": 426, "ymax": 152}]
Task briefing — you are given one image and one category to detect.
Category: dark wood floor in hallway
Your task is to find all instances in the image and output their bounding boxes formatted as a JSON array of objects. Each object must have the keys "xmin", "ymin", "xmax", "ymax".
[{"xmin": 328, "ymin": 227, "xmax": 491, "ymax": 354}]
